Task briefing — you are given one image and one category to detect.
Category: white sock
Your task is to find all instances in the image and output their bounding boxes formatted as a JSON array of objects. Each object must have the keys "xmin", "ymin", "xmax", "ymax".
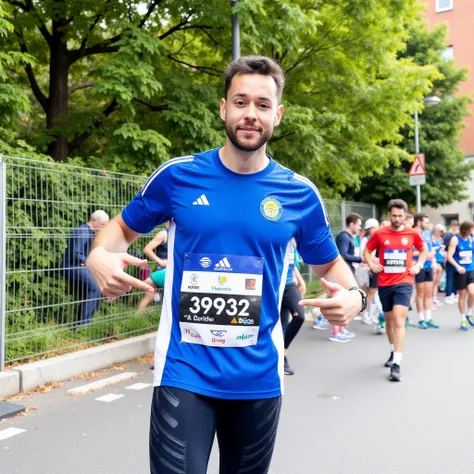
[
  {"xmin": 461, "ymin": 314, "xmax": 467, "ymax": 322},
  {"xmin": 425, "ymin": 310, "xmax": 432, "ymax": 322},
  {"xmin": 467, "ymin": 307, "xmax": 473, "ymax": 317},
  {"xmin": 393, "ymin": 352, "xmax": 402, "ymax": 365},
  {"xmin": 362, "ymin": 310, "xmax": 369, "ymax": 320},
  {"xmin": 390, "ymin": 344, "xmax": 394, "ymax": 352},
  {"xmin": 418, "ymin": 312, "xmax": 424, "ymax": 322},
  {"xmin": 369, "ymin": 304, "xmax": 377, "ymax": 319}
]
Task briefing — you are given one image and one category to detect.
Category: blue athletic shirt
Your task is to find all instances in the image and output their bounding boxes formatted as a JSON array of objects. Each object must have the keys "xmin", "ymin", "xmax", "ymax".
[
  {"xmin": 432, "ymin": 236, "xmax": 444, "ymax": 264},
  {"xmin": 453, "ymin": 235, "xmax": 474, "ymax": 272},
  {"xmin": 413, "ymin": 230, "xmax": 432, "ymax": 269},
  {"xmin": 122, "ymin": 148, "xmax": 339, "ymax": 399},
  {"xmin": 285, "ymin": 246, "xmax": 297, "ymax": 285}
]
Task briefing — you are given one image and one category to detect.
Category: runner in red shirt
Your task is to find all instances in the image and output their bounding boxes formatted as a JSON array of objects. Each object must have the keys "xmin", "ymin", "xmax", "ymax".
[{"xmin": 363, "ymin": 199, "xmax": 427, "ymax": 382}]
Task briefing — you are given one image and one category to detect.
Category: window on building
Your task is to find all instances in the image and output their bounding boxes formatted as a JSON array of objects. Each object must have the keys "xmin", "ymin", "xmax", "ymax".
[
  {"xmin": 436, "ymin": 0, "xmax": 453, "ymax": 12},
  {"xmin": 440, "ymin": 45, "xmax": 454, "ymax": 61},
  {"xmin": 443, "ymin": 214, "xmax": 459, "ymax": 226}
]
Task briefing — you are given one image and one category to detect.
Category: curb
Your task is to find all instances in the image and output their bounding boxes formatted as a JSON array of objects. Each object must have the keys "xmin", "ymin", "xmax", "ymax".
[
  {"xmin": 0, "ymin": 370, "xmax": 20, "ymax": 398},
  {"xmin": 2, "ymin": 332, "xmax": 156, "ymax": 396}
]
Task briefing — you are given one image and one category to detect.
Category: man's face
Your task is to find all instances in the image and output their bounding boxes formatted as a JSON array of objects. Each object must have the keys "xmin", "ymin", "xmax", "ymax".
[
  {"xmin": 91, "ymin": 217, "xmax": 109, "ymax": 233},
  {"xmin": 389, "ymin": 208, "xmax": 406, "ymax": 229},
  {"xmin": 368, "ymin": 225, "xmax": 379, "ymax": 236},
  {"xmin": 350, "ymin": 219, "xmax": 362, "ymax": 236},
  {"xmin": 453, "ymin": 225, "xmax": 460, "ymax": 234},
  {"xmin": 220, "ymin": 73, "xmax": 283, "ymax": 152},
  {"xmin": 420, "ymin": 217, "xmax": 430, "ymax": 230}
]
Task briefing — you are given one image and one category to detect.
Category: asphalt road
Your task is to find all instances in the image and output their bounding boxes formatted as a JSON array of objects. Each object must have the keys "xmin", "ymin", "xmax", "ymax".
[{"xmin": 1, "ymin": 301, "xmax": 473, "ymax": 474}]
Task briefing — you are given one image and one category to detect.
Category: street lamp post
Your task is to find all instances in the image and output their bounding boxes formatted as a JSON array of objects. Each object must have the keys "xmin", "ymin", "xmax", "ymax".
[
  {"xmin": 414, "ymin": 96, "xmax": 441, "ymax": 213},
  {"xmin": 231, "ymin": 1, "xmax": 240, "ymax": 59}
]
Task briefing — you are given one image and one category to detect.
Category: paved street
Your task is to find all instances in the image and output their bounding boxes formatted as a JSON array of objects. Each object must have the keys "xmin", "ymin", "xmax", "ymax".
[{"xmin": 1, "ymin": 301, "xmax": 474, "ymax": 473}]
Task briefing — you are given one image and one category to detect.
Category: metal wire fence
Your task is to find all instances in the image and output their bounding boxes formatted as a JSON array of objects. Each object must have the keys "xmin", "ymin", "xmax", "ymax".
[
  {"xmin": 0, "ymin": 155, "xmax": 162, "ymax": 369},
  {"xmin": 0, "ymin": 154, "xmax": 376, "ymax": 369}
]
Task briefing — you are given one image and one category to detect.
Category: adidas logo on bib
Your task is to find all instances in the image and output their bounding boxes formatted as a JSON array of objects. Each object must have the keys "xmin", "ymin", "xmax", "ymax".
[{"xmin": 214, "ymin": 257, "xmax": 232, "ymax": 271}]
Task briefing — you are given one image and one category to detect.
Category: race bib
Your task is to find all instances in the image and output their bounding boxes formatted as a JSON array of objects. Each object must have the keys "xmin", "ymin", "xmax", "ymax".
[
  {"xmin": 179, "ymin": 253, "xmax": 263, "ymax": 347},
  {"xmin": 384, "ymin": 249, "xmax": 407, "ymax": 273},
  {"xmin": 459, "ymin": 250, "xmax": 472, "ymax": 265}
]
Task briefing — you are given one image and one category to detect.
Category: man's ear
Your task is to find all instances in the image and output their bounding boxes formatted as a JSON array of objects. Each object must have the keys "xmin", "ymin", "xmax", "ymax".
[
  {"xmin": 274, "ymin": 104, "xmax": 284, "ymax": 126},
  {"xmin": 220, "ymin": 98, "xmax": 227, "ymax": 121}
]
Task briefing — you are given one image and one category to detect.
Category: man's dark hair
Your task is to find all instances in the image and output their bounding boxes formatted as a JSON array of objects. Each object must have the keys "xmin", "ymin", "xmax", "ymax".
[
  {"xmin": 346, "ymin": 212, "xmax": 362, "ymax": 227},
  {"xmin": 388, "ymin": 199, "xmax": 408, "ymax": 213},
  {"xmin": 449, "ymin": 220, "xmax": 459, "ymax": 227},
  {"xmin": 460, "ymin": 221, "xmax": 474, "ymax": 236},
  {"xmin": 414, "ymin": 213, "xmax": 428, "ymax": 227},
  {"xmin": 224, "ymin": 56, "xmax": 285, "ymax": 102}
]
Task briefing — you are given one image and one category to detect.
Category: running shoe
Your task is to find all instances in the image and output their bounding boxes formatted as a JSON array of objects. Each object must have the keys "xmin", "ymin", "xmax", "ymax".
[
  {"xmin": 374, "ymin": 323, "xmax": 385, "ymax": 335},
  {"xmin": 361, "ymin": 315, "xmax": 372, "ymax": 325},
  {"xmin": 378, "ymin": 314, "xmax": 386, "ymax": 324},
  {"xmin": 340, "ymin": 328, "xmax": 356, "ymax": 338},
  {"xmin": 466, "ymin": 316, "xmax": 474, "ymax": 327},
  {"xmin": 432, "ymin": 299, "xmax": 443, "ymax": 307},
  {"xmin": 405, "ymin": 319, "xmax": 417, "ymax": 328},
  {"xmin": 284, "ymin": 357, "xmax": 294, "ymax": 375},
  {"xmin": 384, "ymin": 351, "xmax": 394, "ymax": 368},
  {"xmin": 444, "ymin": 295, "xmax": 456, "ymax": 304},
  {"xmin": 426, "ymin": 320, "xmax": 439, "ymax": 329},
  {"xmin": 312, "ymin": 317, "xmax": 329, "ymax": 331},
  {"xmin": 328, "ymin": 333, "xmax": 351, "ymax": 344},
  {"xmin": 418, "ymin": 321, "xmax": 429, "ymax": 329},
  {"xmin": 353, "ymin": 315, "xmax": 362, "ymax": 321},
  {"xmin": 389, "ymin": 363, "xmax": 402, "ymax": 382},
  {"xmin": 460, "ymin": 321, "xmax": 468, "ymax": 331}
]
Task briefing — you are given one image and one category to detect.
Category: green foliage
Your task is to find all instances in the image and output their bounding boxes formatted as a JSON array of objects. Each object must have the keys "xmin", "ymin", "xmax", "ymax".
[
  {"xmin": 350, "ymin": 22, "xmax": 473, "ymax": 210},
  {"xmin": 1, "ymin": 0, "xmax": 441, "ymax": 187}
]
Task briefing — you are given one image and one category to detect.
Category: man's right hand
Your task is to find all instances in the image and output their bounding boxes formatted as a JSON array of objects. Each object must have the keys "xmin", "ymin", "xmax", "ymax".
[
  {"xmin": 86, "ymin": 247, "xmax": 155, "ymax": 298},
  {"xmin": 458, "ymin": 266, "xmax": 466, "ymax": 275},
  {"xmin": 369, "ymin": 263, "xmax": 384, "ymax": 274}
]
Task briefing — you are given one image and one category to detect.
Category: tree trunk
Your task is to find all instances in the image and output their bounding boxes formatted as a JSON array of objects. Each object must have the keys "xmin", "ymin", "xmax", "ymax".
[{"xmin": 46, "ymin": 24, "xmax": 71, "ymax": 162}]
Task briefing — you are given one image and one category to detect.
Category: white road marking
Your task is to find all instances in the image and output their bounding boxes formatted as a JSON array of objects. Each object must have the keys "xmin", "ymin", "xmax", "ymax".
[
  {"xmin": 0, "ymin": 427, "xmax": 26, "ymax": 441},
  {"xmin": 68, "ymin": 372, "xmax": 137, "ymax": 395},
  {"xmin": 125, "ymin": 383, "xmax": 152, "ymax": 391},
  {"xmin": 95, "ymin": 394, "xmax": 125, "ymax": 403}
]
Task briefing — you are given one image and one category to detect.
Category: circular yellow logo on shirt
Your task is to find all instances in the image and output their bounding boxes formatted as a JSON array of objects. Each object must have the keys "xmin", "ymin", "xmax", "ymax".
[{"xmin": 260, "ymin": 197, "xmax": 282, "ymax": 222}]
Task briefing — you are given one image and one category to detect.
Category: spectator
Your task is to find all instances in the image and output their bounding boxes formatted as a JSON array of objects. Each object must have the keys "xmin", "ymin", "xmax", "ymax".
[
  {"xmin": 444, "ymin": 220, "xmax": 460, "ymax": 304},
  {"xmin": 61, "ymin": 210, "xmax": 110, "ymax": 325}
]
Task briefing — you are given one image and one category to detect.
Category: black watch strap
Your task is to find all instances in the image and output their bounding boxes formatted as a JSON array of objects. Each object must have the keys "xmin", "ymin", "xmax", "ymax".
[{"xmin": 347, "ymin": 286, "xmax": 368, "ymax": 312}]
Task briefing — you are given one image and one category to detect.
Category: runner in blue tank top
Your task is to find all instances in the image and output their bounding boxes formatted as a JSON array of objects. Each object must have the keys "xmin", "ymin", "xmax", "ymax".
[
  {"xmin": 413, "ymin": 214, "xmax": 439, "ymax": 329},
  {"xmin": 447, "ymin": 220, "xmax": 474, "ymax": 330},
  {"xmin": 431, "ymin": 224, "xmax": 446, "ymax": 307},
  {"xmin": 85, "ymin": 56, "xmax": 366, "ymax": 474}
]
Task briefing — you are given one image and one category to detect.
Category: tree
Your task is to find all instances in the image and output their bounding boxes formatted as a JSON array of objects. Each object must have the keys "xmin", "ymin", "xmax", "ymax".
[
  {"xmin": 2, "ymin": 0, "xmax": 438, "ymax": 192},
  {"xmin": 349, "ymin": 21, "xmax": 473, "ymax": 210}
]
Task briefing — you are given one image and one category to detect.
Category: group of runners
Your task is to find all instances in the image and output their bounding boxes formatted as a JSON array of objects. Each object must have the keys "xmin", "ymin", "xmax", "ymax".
[{"xmin": 83, "ymin": 55, "xmax": 472, "ymax": 473}]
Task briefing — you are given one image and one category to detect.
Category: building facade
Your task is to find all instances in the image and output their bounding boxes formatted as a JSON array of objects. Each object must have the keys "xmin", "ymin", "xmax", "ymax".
[{"xmin": 422, "ymin": 0, "xmax": 474, "ymax": 225}]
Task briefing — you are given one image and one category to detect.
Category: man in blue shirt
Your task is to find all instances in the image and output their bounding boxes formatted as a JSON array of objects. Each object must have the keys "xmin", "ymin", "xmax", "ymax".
[
  {"xmin": 61, "ymin": 210, "xmax": 109, "ymax": 325},
  {"xmin": 86, "ymin": 56, "xmax": 365, "ymax": 474}
]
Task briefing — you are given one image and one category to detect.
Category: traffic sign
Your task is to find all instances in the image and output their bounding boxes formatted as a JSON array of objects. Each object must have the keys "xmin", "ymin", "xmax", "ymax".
[
  {"xmin": 408, "ymin": 154, "xmax": 426, "ymax": 176},
  {"xmin": 409, "ymin": 175, "xmax": 426, "ymax": 186}
]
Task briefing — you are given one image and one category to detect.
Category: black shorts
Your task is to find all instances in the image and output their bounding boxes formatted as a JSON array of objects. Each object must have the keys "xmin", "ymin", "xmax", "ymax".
[
  {"xmin": 415, "ymin": 268, "xmax": 433, "ymax": 284},
  {"xmin": 369, "ymin": 271, "xmax": 378, "ymax": 289},
  {"xmin": 378, "ymin": 284, "xmax": 413, "ymax": 313},
  {"xmin": 150, "ymin": 386, "xmax": 281, "ymax": 474},
  {"xmin": 454, "ymin": 271, "xmax": 474, "ymax": 291}
]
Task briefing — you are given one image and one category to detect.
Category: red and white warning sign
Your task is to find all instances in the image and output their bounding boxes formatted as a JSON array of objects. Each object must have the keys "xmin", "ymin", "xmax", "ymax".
[{"xmin": 408, "ymin": 154, "xmax": 426, "ymax": 176}]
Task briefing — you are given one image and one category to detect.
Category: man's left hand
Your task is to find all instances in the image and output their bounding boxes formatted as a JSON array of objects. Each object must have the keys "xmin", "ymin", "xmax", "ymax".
[
  {"xmin": 298, "ymin": 278, "xmax": 362, "ymax": 327},
  {"xmin": 409, "ymin": 262, "xmax": 422, "ymax": 275}
]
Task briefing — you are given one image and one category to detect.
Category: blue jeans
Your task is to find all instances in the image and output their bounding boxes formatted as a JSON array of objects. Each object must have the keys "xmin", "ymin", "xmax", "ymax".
[
  {"xmin": 64, "ymin": 267, "xmax": 101, "ymax": 324},
  {"xmin": 445, "ymin": 264, "xmax": 456, "ymax": 297}
]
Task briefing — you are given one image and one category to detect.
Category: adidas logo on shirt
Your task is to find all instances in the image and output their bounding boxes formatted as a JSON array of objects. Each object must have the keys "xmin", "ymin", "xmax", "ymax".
[
  {"xmin": 193, "ymin": 194, "xmax": 210, "ymax": 206},
  {"xmin": 384, "ymin": 240, "xmax": 391, "ymax": 245},
  {"xmin": 215, "ymin": 257, "xmax": 232, "ymax": 271}
]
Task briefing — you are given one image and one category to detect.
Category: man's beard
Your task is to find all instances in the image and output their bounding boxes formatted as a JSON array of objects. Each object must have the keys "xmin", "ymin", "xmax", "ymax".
[
  {"xmin": 391, "ymin": 220, "xmax": 403, "ymax": 229},
  {"xmin": 225, "ymin": 122, "xmax": 272, "ymax": 152}
]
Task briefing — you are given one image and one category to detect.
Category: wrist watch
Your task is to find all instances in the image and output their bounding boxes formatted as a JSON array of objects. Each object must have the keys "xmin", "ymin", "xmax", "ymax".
[{"xmin": 347, "ymin": 286, "xmax": 368, "ymax": 312}]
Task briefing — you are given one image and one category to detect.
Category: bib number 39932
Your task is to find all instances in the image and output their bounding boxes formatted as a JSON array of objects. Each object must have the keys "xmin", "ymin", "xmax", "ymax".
[{"xmin": 179, "ymin": 253, "xmax": 264, "ymax": 347}]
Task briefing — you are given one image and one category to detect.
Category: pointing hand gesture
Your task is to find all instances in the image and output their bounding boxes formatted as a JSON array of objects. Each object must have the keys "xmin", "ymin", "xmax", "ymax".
[
  {"xmin": 86, "ymin": 247, "xmax": 155, "ymax": 299},
  {"xmin": 298, "ymin": 278, "xmax": 362, "ymax": 327}
]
